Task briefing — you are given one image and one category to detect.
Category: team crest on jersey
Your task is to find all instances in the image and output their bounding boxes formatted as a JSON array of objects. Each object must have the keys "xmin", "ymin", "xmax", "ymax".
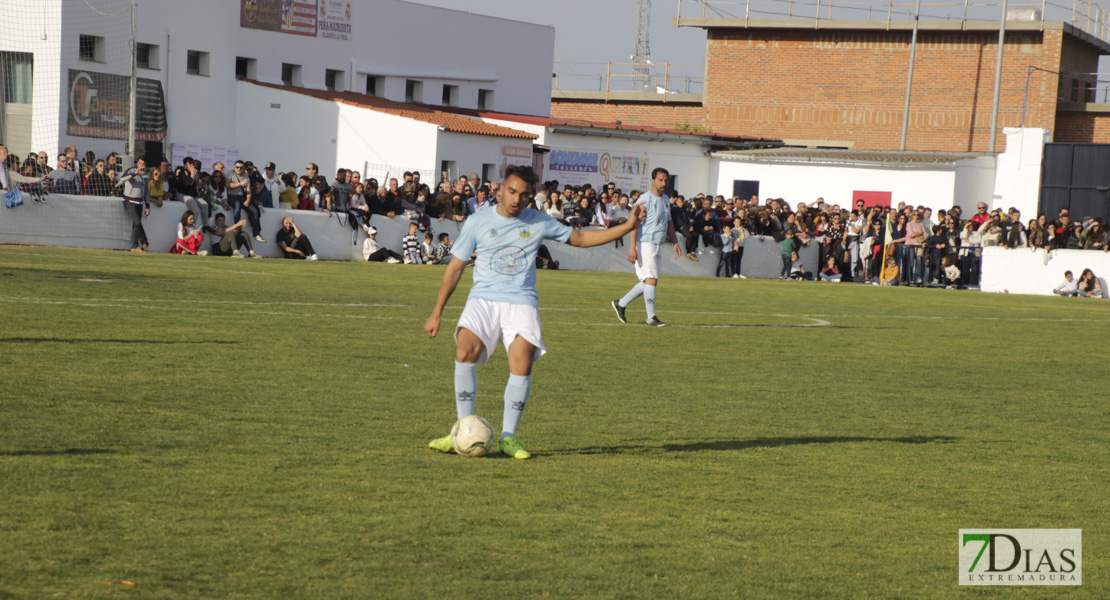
[
  {"xmin": 518, "ymin": 227, "xmax": 531, "ymax": 239},
  {"xmin": 489, "ymin": 228, "xmax": 498, "ymax": 237}
]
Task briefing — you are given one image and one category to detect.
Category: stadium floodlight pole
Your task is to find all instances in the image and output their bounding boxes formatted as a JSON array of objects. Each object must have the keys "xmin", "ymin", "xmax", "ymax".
[
  {"xmin": 899, "ymin": 0, "xmax": 922, "ymax": 151},
  {"xmin": 988, "ymin": 0, "xmax": 1009, "ymax": 153},
  {"xmin": 126, "ymin": 0, "xmax": 138, "ymax": 158}
]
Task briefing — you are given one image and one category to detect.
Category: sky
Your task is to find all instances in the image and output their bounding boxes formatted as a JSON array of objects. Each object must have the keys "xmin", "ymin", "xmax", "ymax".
[{"xmin": 408, "ymin": 0, "xmax": 708, "ymax": 88}]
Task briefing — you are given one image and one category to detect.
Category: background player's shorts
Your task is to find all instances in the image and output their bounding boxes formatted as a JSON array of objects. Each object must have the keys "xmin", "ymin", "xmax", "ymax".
[
  {"xmin": 634, "ymin": 241, "xmax": 662, "ymax": 281},
  {"xmin": 455, "ymin": 298, "xmax": 546, "ymax": 366}
]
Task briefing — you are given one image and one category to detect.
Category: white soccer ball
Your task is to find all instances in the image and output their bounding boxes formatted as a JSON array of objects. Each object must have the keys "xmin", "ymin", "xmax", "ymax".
[{"xmin": 451, "ymin": 415, "xmax": 495, "ymax": 457}]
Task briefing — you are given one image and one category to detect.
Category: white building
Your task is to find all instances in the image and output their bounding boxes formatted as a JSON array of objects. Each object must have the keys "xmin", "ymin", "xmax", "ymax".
[{"xmin": 0, "ymin": 0, "xmax": 554, "ymax": 168}]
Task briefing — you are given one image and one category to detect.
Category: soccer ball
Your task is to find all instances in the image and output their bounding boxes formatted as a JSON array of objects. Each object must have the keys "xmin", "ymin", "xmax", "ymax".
[{"xmin": 451, "ymin": 415, "xmax": 495, "ymax": 457}]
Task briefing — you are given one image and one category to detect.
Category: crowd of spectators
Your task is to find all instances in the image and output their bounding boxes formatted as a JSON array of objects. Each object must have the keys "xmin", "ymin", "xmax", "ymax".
[{"xmin": 3, "ymin": 145, "xmax": 1107, "ymax": 290}]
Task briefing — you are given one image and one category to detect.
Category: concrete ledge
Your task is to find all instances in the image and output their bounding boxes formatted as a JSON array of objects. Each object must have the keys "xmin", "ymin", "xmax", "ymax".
[
  {"xmin": 552, "ymin": 90, "xmax": 704, "ymax": 104},
  {"xmin": 980, "ymin": 246, "xmax": 1109, "ymax": 297},
  {"xmin": 1057, "ymin": 102, "xmax": 1110, "ymax": 113},
  {"xmin": 0, "ymin": 194, "xmax": 823, "ymax": 279}
]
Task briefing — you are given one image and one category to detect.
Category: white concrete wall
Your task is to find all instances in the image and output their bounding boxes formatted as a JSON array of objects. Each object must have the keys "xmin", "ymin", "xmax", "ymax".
[
  {"xmin": 236, "ymin": 83, "xmax": 339, "ymax": 179},
  {"xmin": 952, "ymin": 157, "xmax": 997, "ymax": 216},
  {"xmin": 980, "ymin": 246, "xmax": 1109, "ymax": 298},
  {"xmin": 335, "ymin": 99, "xmax": 439, "ymax": 180},
  {"xmin": 434, "ymin": 130, "xmax": 513, "ymax": 185},
  {"xmin": 991, "ymin": 127, "xmax": 1049, "ymax": 218},
  {"xmin": 0, "ymin": 195, "xmax": 818, "ymax": 279},
  {"xmin": 712, "ymin": 158, "xmax": 967, "ymax": 214}
]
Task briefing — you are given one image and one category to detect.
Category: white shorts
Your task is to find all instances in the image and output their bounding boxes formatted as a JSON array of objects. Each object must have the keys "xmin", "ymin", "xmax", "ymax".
[
  {"xmin": 455, "ymin": 298, "xmax": 546, "ymax": 366},
  {"xmin": 634, "ymin": 241, "xmax": 662, "ymax": 281}
]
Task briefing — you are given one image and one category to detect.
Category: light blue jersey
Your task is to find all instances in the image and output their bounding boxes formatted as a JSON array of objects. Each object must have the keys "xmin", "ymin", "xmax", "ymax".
[
  {"xmin": 451, "ymin": 207, "xmax": 573, "ymax": 307},
  {"xmin": 637, "ymin": 191, "xmax": 670, "ymax": 245}
]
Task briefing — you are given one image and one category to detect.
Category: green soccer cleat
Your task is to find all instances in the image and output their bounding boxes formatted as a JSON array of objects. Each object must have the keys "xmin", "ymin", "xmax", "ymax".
[
  {"xmin": 428, "ymin": 433, "xmax": 453, "ymax": 453},
  {"xmin": 498, "ymin": 436, "xmax": 531, "ymax": 460}
]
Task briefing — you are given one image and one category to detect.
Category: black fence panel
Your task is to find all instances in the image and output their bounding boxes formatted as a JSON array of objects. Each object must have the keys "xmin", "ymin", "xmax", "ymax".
[{"xmin": 1040, "ymin": 143, "xmax": 1110, "ymax": 222}]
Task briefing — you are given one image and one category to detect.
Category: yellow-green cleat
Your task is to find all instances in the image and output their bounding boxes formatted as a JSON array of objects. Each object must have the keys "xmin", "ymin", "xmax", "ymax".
[
  {"xmin": 428, "ymin": 433, "xmax": 453, "ymax": 453},
  {"xmin": 498, "ymin": 436, "xmax": 531, "ymax": 460}
]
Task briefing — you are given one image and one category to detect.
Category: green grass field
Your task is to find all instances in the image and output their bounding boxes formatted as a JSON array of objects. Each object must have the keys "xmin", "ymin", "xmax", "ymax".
[{"xmin": 1, "ymin": 245, "xmax": 1107, "ymax": 599}]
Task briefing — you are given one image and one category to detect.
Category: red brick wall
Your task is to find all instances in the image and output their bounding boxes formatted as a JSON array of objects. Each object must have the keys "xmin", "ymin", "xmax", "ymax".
[
  {"xmin": 702, "ymin": 28, "xmax": 1069, "ymax": 152},
  {"xmin": 1054, "ymin": 112, "xmax": 1110, "ymax": 142},
  {"xmin": 550, "ymin": 101, "xmax": 708, "ymax": 131}
]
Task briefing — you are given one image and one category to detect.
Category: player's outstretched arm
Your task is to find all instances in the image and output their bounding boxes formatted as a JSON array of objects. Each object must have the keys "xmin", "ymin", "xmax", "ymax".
[
  {"xmin": 425, "ymin": 256, "xmax": 468, "ymax": 338},
  {"xmin": 568, "ymin": 202, "xmax": 645, "ymax": 249}
]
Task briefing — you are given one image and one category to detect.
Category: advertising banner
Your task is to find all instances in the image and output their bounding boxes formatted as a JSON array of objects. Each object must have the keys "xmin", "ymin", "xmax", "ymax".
[
  {"xmin": 546, "ymin": 148, "xmax": 651, "ymax": 191},
  {"xmin": 317, "ymin": 0, "xmax": 353, "ymax": 41},
  {"xmin": 170, "ymin": 144, "xmax": 240, "ymax": 172},
  {"xmin": 66, "ymin": 70, "xmax": 167, "ymax": 142},
  {"xmin": 241, "ymin": 0, "xmax": 350, "ymax": 40},
  {"xmin": 499, "ymin": 144, "xmax": 532, "ymax": 181}
]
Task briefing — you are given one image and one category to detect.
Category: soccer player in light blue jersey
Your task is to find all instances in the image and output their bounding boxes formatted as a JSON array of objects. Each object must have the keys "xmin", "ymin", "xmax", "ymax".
[
  {"xmin": 612, "ymin": 167, "xmax": 681, "ymax": 327},
  {"xmin": 424, "ymin": 166, "xmax": 644, "ymax": 459}
]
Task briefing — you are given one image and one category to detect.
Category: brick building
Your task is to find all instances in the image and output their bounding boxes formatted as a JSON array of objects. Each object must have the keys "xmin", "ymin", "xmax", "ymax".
[{"xmin": 552, "ymin": 11, "xmax": 1110, "ymax": 152}]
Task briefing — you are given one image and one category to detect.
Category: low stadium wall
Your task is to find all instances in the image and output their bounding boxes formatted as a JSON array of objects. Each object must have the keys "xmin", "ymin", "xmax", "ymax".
[
  {"xmin": 980, "ymin": 247, "xmax": 1109, "ymax": 298},
  {"xmin": 0, "ymin": 194, "xmax": 822, "ymax": 279}
]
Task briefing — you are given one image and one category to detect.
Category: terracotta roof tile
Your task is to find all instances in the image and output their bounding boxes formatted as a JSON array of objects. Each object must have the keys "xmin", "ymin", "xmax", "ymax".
[{"xmin": 245, "ymin": 80, "xmax": 537, "ymax": 140}]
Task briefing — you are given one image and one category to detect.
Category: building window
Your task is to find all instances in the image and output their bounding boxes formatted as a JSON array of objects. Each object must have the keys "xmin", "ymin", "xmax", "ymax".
[
  {"xmin": 442, "ymin": 84, "xmax": 458, "ymax": 106},
  {"xmin": 365, "ymin": 75, "xmax": 380, "ymax": 96},
  {"xmin": 235, "ymin": 57, "xmax": 256, "ymax": 80},
  {"xmin": 405, "ymin": 79, "xmax": 423, "ymax": 103},
  {"xmin": 1071, "ymin": 79, "xmax": 1079, "ymax": 102},
  {"xmin": 186, "ymin": 50, "xmax": 209, "ymax": 76},
  {"xmin": 477, "ymin": 88, "xmax": 493, "ymax": 110},
  {"xmin": 441, "ymin": 160, "xmax": 457, "ymax": 181},
  {"xmin": 281, "ymin": 63, "xmax": 301, "ymax": 87},
  {"xmin": 136, "ymin": 43, "xmax": 159, "ymax": 70},
  {"xmin": 325, "ymin": 69, "xmax": 345, "ymax": 92},
  {"xmin": 1, "ymin": 52, "xmax": 33, "ymax": 104},
  {"xmin": 482, "ymin": 163, "xmax": 496, "ymax": 184},
  {"xmin": 1084, "ymin": 81, "xmax": 1095, "ymax": 103},
  {"xmin": 79, "ymin": 35, "xmax": 104, "ymax": 62}
]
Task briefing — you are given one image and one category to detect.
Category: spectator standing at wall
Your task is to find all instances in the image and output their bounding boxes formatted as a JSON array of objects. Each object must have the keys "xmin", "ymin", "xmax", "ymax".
[
  {"xmin": 671, "ymin": 196, "xmax": 698, "ymax": 260},
  {"xmin": 48, "ymin": 154, "xmax": 80, "ymax": 195},
  {"xmin": 278, "ymin": 172, "xmax": 297, "ymax": 209},
  {"xmin": 402, "ymin": 222, "xmax": 423, "ymax": 264},
  {"xmin": 118, "ymin": 156, "xmax": 151, "ymax": 252},
  {"xmin": 263, "ymin": 162, "xmax": 285, "ymax": 203},
  {"xmin": 85, "ymin": 160, "xmax": 114, "ymax": 196},
  {"xmin": 716, "ymin": 223, "xmax": 736, "ymax": 278},
  {"xmin": 780, "ymin": 229, "xmax": 798, "ymax": 279}
]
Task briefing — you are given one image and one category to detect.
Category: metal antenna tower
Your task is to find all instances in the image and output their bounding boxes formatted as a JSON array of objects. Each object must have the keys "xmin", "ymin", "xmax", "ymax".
[{"xmin": 632, "ymin": 0, "xmax": 651, "ymax": 90}]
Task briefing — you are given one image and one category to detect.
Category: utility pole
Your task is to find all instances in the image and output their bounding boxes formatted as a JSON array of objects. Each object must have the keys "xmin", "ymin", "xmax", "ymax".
[{"xmin": 632, "ymin": 0, "xmax": 652, "ymax": 91}]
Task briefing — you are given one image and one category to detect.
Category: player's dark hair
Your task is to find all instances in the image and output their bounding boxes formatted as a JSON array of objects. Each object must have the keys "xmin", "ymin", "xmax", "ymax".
[
  {"xmin": 651, "ymin": 167, "xmax": 669, "ymax": 179},
  {"xmin": 504, "ymin": 165, "xmax": 539, "ymax": 189}
]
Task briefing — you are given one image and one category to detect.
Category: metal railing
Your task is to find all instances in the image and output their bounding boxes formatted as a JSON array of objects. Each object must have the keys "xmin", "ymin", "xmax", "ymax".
[
  {"xmin": 677, "ymin": 0, "xmax": 1110, "ymax": 42},
  {"xmin": 552, "ymin": 62, "xmax": 705, "ymax": 98}
]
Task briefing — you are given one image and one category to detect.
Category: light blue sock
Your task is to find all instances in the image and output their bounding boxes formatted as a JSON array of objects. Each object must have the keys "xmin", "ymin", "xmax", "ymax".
[
  {"xmin": 454, "ymin": 361, "xmax": 477, "ymax": 420},
  {"xmin": 644, "ymin": 283, "xmax": 657, "ymax": 320},
  {"xmin": 618, "ymin": 282, "xmax": 644, "ymax": 308},
  {"xmin": 501, "ymin": 373, "xmax": 531, "ymax": 440}
]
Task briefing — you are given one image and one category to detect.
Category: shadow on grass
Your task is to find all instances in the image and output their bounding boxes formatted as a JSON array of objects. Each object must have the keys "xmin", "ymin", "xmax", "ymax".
[
  {"xmin": 0, "ymin": 448, "xmax": 115, "ymax": 457},
  {"xmin": 0, "ymin": 337, "xmax": 239, "ymax": 345},
  {"xmin": 561, "ymin": 435, "xmax": 960, "ymax": 455}
]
